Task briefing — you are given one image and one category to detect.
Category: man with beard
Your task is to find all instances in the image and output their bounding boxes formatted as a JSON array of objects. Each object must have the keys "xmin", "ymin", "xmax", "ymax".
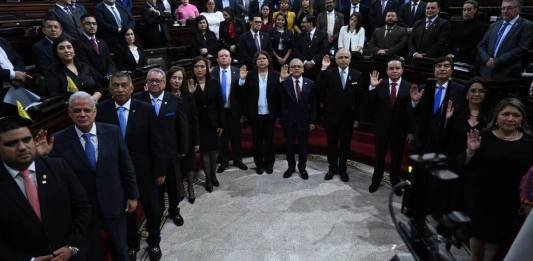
[
  {"xmin": 366, "ymin": 10, "xmax": 408, "ymax": 56},
  {"xmin": 316, "ymin": 0, "xmax": 344, "ymax": 48}
]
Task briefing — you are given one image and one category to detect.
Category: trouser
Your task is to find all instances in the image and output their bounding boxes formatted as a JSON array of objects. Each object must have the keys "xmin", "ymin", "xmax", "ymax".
[
  {"xmin": 372, "ymin": 130, "xmax": 407, "ymax": 185},
  {"xmin": 283, "ymin": 121, "xmax": 310, "ymax": 169},
  {"xmin": 126, "ymin": 177, "xmax": 161, "ymax": 250},
  {"xmin": 86, "ymin": 214, "xmax": 128, "ymax": 261},
  {"xmin": 250, "ymin": 114, "xmax": 275, "ymax": 169},
  {"xmin": 158, "ymin": 159, "xmax": 183, "ymax": 216},
  {"xmin": 219, "ymin": 108, "xmax": 243, "ymax": 164},
  {"xmin": 325, "ymin": 118, "xmax": 354, "ymax": 173}
]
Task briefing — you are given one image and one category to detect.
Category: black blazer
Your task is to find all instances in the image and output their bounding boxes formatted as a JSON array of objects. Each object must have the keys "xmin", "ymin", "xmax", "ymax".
[
  {"xmin": 134, "ymin": 91, "xmax": 190, "ymax": 156},
  {"xmin": 114, "ymin": 45, "xmax": 148, "ymax": 72},
  {"xmin": 293, "ymin": 30, "xmax": 329, "ymax": 65},
  {"xmin": 177, "ymin": 90, "xmax": 200, "ymax": 149},
  {"xmin": 448, "ymin": 19, "xmax": 487, "ymax": 65},
  {"xmin": 76, "ymin": 35, "xmax": 115, "ymax": 76},
  {"xmin": 96, "ymin": 99, "xmax": 166, "ymax": 182},
  {"xmin": 270, "ymin": 29, "xmax": 294, "ymax": 58},
  {"xmin": 94, "ymin": 2, "xmax": 135, "ymax": 51},
  {"xmin": 32, "ymin": 38, "xmax": 55, "ymax": 73},
  {"xmin": 219, "ymin": 19, "xmax": 246, "ymax": 50},
  {"xmin": 190, "ymin": 30, "xmax": 220, "ymax": 57},
  {"xmin": 0, "ymin": 37, "xmax": 25, "ymax": 85},
  {"xmin": 191, "ymin": 78, "xmax": 226, "ymax": 129},
  {"xmin": 43, "ymin": 61, "xmax": 104, "ymax": 99},
  {"xmin": 141, "ymin": 2, "xmax": 170, "ymax": 48},
  {"xmin": 278, "ymin": 77, "xmax": 317, "ymax": 126},
  {"xmin": 241, "ymin": 69, "xmax": 280, "ymax": 121},
  {"xmin": 215, "ymin": 0, "xmax": 237, "ymax": 12},
  {"xmin": 51, "ymin": 123, "xmax": 139, "ymax": 219},
  {"xmin": 368, "ymin": 78, "xmax": 413, "ymax": 136},
  {"xmin": 0, "ymin": 157, "xmax": 91, "ymax": 260},
  {"xmin": 46, "ymin": 5, "xmax": 83, "ymax": 38},
  {"xmin": 317, "ymin": 67, "xmax": 362, "ymax": 127},
  {"xmin": 238, "ymin": 31, "xmax": 272, "ymax": 67},
  {"xmin": 211, "ymin": 65, "xmax": 243, "ymax": 116},
  {"xmin": 398, "ymin": 1, "xmax": 426, "ymax": 28},
  {"xmin": 369, "ymin": 0, "xmax": 400, "ymax": 29},
  {"xmin": 366, "ymin": 25, "xmax": 408, "ymax": 56},
  {"xmin": 408, "ymin": 16, "xmax": 451, "ymax": 58}
]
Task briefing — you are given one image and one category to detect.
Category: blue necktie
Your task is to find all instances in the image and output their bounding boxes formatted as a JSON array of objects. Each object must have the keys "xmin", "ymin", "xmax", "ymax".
[
  {"xmin": 152, "ymin": 98, "xmax": 160, "ymax": 116},
  {"xmin": 117, "ymin": 106, "xmax": 127, "ymax": 138},
  {"xmin": 111, "ymin": 6, "xmax": 122, "ymax": 27},
  {"xmin": 221, "ymin": 70, "xmax": 227, "ymax": 105},
  {"xmin": 433, "ymin": 85, "xmax": 444, "ymax": 115},
  {"xmin": 493, "ymin": 21, "xmax": 511, "ymax": 57},
  {"xmin": 82, "ymin": 133, "xmax": 97, "ymax": 171},
  {"xmin": 341, "ymin": 70, "xmax": 347, "ymax": 90}
]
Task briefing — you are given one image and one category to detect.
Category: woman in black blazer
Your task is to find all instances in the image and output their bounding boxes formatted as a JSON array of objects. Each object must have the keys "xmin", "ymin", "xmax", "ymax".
[
  {"xmin": 270, "ymin": 13, "xmax": 294, "ymax": 71},
  {"xmin": 190, "ymin": 15, "xmax": 220, "ymax": 58},
  {"xmin": 115, "ymin": 28, "xmax": 148, "ymax": 73},
  {"xmin": 167, "ymin": 66, "xmax": 200, "ymax": 203},
  {"xmin": 239, "ymin": 50, "xmax": 280, "ymax": 174},
  {"xmin": 44, "ymin": 36, "xmax": 104, "ymax": 100},
  {"xmin": 188, "ymin": 56, "xmax": 225, "ymax": 192},
  {"xmin": 218, "ymin": 7, "xmax": 245, "ymax": 57}
]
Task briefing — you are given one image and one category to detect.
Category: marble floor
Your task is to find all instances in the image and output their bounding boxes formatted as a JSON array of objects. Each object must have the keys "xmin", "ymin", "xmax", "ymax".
[{"xmin": 143, "ymin": 155, "xmax": 409, "ymax": 261}]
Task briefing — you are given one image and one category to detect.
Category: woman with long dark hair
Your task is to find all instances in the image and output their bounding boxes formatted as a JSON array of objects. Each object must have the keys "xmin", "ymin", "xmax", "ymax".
[
  {"xmin": 115, "ymin": 28, "xmax": 147, "ymax": 72},
  {"xmin": 260, "ymin": 3, "xmax": 273, "ymax": 32},
  {"xmin": 272, "ymin": 0, "xmax": 296, "ymax": 31},
  {"xmin": 337, "ymin": 13, "xmax": 365, "ymax": 53},
  {"xmin": 294, "ymin": 0, "xmax": 314, "ymax": 34},
  {"xmin": 219, "ymin": 7, "xmax": 245, "ymax": 56},
  {"xmin": 270, "ymin": 13, "xmax": 294, "ymax": 71},
  {"xmin": 190, "ymin": 15, "xmax": 219, "ymax": 58}
]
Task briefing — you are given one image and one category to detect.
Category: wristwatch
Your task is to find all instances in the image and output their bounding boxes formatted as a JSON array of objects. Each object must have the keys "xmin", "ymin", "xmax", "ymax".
[{"xmin": 67, "ymin": 246, "xmax": 79, "ymax": 256}]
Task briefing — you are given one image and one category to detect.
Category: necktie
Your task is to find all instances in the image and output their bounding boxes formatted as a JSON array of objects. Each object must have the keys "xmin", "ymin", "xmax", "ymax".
[
  {"xmin": 64, "ymin": 7, "xmax": 77, "ymax": 25},
  {"xmin": 493, "ymin": 21, "xmax": 511, "ymax": 57},
  {"xmin": 117, "ymin": 106, "xmax": 127, "ymax": 138},
  {"xmin": 111, "ymin": 6, "xmax": 122, "ymax": 27},
  {"xmin": 384, "ymin": 27, "xmax": 391, "ymax": 38},
  {"xmin": 152, "ymin": 98, "xmax": 161, "ymax": 116},
  {"xmin": 90, "ymin": 38, "xmax": 100, "ymax": 55},
  {"xmin": 254, "ymin": 33, "xmax": 261, "ymax": 50},
  {"xmin": 221, "ymin": 70, "xmax": 227, "ymax": 105},
  {"xmin": 308, "ymin": 32, "xmax": 312, "ymax": 42},
  {"xmin": 352, "ymin": 5, "xmax": 357, "ymax": 15},
  {"xmin": 381, "ymin": 0, "xmax": 387, "ymax": 14},
  {"xmin": 390, "ymin": 82, "xmax": 397, "ymax": 105},
  {"xmin": 295, "ymin": 79, "xmax": 301, "ymax": 101},
  {"xmin": 20, "ymin": 169, "xmax": 41, "ymax": 220},
  {"xmin": 82, "ymin": 133, "xmax": 97, "ymax": 171},
  {"xmin": 425, "ymin": 19, "xmax": 432, "ymax": 29},
  {"xmin": 341, "ymin": 70, "xmax": 347, "ymax": 89},
  {"xmin": 433, "ymin": 85, "xmax": 444, "ymax": 114},
  {"xmin": 411, "ymin": 2, "xmax": 417, "ymax": 15}
]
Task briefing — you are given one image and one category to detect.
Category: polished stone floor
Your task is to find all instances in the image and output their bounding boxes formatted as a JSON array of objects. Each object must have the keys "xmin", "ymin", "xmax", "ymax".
[{"xmin": 146, "ymin": 155, "xmax": 408, "ymax": 261}]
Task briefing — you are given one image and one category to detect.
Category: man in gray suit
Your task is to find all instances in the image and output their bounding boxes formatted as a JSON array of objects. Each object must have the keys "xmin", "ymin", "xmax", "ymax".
[
  {"xmin": 366, "ymin": 11, "xmax": 408, "ymax": 56},
  {"xmin": 478, "ymin": 0, "xmax": 533, "ymax": 80},
  {"xmin": 46, "ymin": 0, "xmax": 83, "ymax": 38},
  {"xmin": 316, "ymin": 0, "xmax": 345, "ymax": 48}
]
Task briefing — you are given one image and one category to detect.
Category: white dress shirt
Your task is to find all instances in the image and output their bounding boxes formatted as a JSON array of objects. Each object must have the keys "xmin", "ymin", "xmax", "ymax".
[
  {"xmin": 326, "ymin": 11, "xmax": 335, "ymax": 37},
  {"xmin": 115, "ymin": 99, "xmax": 132, "ymax": 122},
  {"xmin": 4, "ymin": 161, "xmax": 36, "ymax": 197},
  {"xmin": 75, "ymin": 123, "xmax": 99, "ymax": 160}
]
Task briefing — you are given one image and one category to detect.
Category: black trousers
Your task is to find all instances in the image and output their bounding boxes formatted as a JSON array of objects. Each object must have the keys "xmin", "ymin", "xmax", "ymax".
[
  {"xmin": 85, "ymin": 214, "xmax": 128, "ymax": 261},
  {"xmin": 126, "ymin": 176, "xmax": 161, "ymax": 250},
  {"xmin": 282, "ymin": 121, "xmax": 310, "ymax": 169},
  {"xmin": 249, "ymin": 114, "xmax": 275, "ymax": 169},
  {"xmin": 372, "ymin": 130, "xmax": 407, "ymax": 185},
  {"xmin": 158, "ymin": 158, "xmax": 184, "ymax": 216},
  {"xmin": 325, "ymin": 117, "xmax": 354, "ymax": 173},
  {"xmin": 219, "ymin": 108, "xmax": 243, "ymax": 164}
]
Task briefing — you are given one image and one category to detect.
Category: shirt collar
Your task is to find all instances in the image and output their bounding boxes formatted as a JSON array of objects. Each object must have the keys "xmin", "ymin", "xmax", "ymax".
[
  {"xmin": 338, "ymin": 67, "xmax": 348, "ymax": 74},
  {"xmin": 3, "ymin": 161, "xmax": 36, "ymax": 179},
  {"xmin": 436, "ymin": 81, "xmax": 449, "ymax": 89},
  {"xmin": 327, "ymin": 10, "xmax": 335, "ymax": 15},
  {"xmin": 389, "ymin": 78, "xmax": 402, "ymax": 85},
  {"xmin": 352, "ymin": 4, "xmax": 359, "ymax": 8},
  {"xmin": 115, "ymin": 99, "xmax": 131, "ymax": 110},
  {"xmin": 309, "ymin": 27, "xmax": 316, "ymax": 35},
  {"xmin": 104, "ymin": 2, "xmax": 116, "ymax": 8},
  {"xmin": 505, "ymin": 15, "xmax": 519, "ymax": 25},
  {"xmin": 427, "ymin": 16, "xmax": 437, "ymax": 23},
  {"xmin": 150, "ymin": 91, "xmax": 165, "ymax": 101},
  {"xmin": 75, "ymin": 122, "xmax": 97, "ymax": 138},
  {"xmin": 83, "ymin": 32, "xmax": 96, "ymax": 41},
  {"xmin": 56, "ymin": 3, "xmax": 69, "ymax": 9}
]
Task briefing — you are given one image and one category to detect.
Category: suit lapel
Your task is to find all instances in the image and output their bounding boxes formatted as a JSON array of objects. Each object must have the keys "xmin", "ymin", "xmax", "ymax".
[
  {"xmin": 0, "ymin": 164, "xmax": 41, "ymax": 222},
  {"xmin": 285, "ymin": 79, "xmax": 297, "ymax": 102},
  {"xmin": 125, "ymin": 100, "xmax": 138, "ymax": 139},
  {"xmin": 95, "ymin": 124, "xmax": 107, "ymax": 172},
  {"xmin": 67, "ymin": 126, "xmax": 94, "ymax": 171}
]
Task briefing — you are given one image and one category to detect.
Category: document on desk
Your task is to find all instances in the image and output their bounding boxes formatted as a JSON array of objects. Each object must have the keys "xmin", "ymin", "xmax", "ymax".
[{"xmin": 3, "ymin": 86, "xmax": 40, "ymax": 107}]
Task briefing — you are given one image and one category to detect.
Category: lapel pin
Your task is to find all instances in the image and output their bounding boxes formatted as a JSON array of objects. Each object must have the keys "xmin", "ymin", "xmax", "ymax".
[
  {"xmin": 42, "ymin": 180, "xmax": 47, "ymax": 184},
  {"xmin": 132, "ymin": 109, "xmax": 135, "ymax": 113},
  {"xmin": 164, "ymin": 101, "xmax": 168, "ymax": 105},
  {"xmin": 42, "ymin": 175, "xmax": 47, "ymax": 179}
]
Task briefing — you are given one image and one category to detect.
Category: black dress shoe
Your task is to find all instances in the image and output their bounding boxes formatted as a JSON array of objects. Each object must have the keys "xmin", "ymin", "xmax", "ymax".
[
  {"xmin": 339, "ymin": 172, "xmax": 349, "ymax": 182},
  {"xmin": 147, "ymin": 245, "xmax": 162, "ymax": 261},
  {"xmin": 217, "ymin": 163, "xmax": 228, "ymax": 173},
  {"xmin": 128, "ymin": 249, "xmax": 137, "ymax": 261},
  {"xmin": 213, "ymin": 178, "xmax": 220, "ymax": 187},
  {"xmin": 265, "ymin": 168, "xmax": 273, "ymax": 174},
  {"xmin": 205, "ymin": 184, "xmax": 213, "ymax": 192},
  {"xmin": 324, "ymin": 171, "xmax": 335, "ymax": 180},
  {"xmin": 171, "ymin": 208, "xmax": 184, "ymax": 226},
  {"xmin": 369, "ymin": 182, "xmax": 380, "ymax": 193},
  {"xmin": 283, "ymin": 168, "xmax": 294, "ymax": 178},
  {"xmin": 188, "ymin": 196, "xmax": 196, "ymax": 204},
  {"xmin": 234, "ymin": 162, "xmax": 248, "ymax": 170},
  {"xmin": 299, "ymin": 169, "xmax": 309, "ymax": 180},
  {"xmin": 256, "ymin": 168, "xmax": 264, "ymax": 175}
]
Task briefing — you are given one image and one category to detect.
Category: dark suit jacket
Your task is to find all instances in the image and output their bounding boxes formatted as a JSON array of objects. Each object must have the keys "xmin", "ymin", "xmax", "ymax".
[
  {"xmin": 278, "ymin": 77, "xmax": 317, "ymax": 126},
  {"xmin": 219, "ymin": 19, "xmax": 246, "ymax": 50},
  {"xmin": 190, "ymin": 30, "xmax": 220, "ymax": 57},
  {"xmin": 46, "ymin": 5, "xmax": 83, "ymax": 38},
  {"xmin": 114, "ymin": 45, "xmax": 148, "ymax": 72},
  {"xmin": 216, "ymin": 0, "xmax": 237, "ymax": 12},
  {"xmin": 238, "ymin": 31, "xmax": 272, "ymax": 67},
  {"xmin": 178, "ymin": 90, "xmax": 200, "ymax": 148},
  {"xmin": 317, "ymin": 67, "xmax": 362, "ymax": 127},
  {"xmin": 366, "ymin": 24, "xmax": 408, "ymax": 55},
  {"xmin": 96, "ymin": 99, "xmax": 166, "ymax": 182},
  {"xmin": 94, "ymin": 2, "xmax": 135, "ymax": 51},
  {"xmin": 408, "ymin": 16, "xmax": 451, "ymax": 57},
  {"xmin": 478, "ymin": 17, "xmax": 533, "ymax": 79},
  {"xmin": 51, "ymin": 123, "xmax": 139, "ymax": 219},
  {"xmin": 141, "ymin": 2, "xmax": 171, "ymax": 48},
  {"xmin": 191, "ymin": 79, "xmax": 226, "ymax": 129},
  {"xmin": 43, "ymin": 61, "xmax": 104, "ymax": 98},
  {"xmin": 368, "ymin": 78, "xmax": 413, "ymax": 136},
  {"xmin": 293, "ymin": 29, "xmax": 329, "ymax": 65},
  {"xmin": 242, "ymin": 69, "xmax": 280, "ymax": 121},
  {"xmin": 398, "ymin": 0, "xmax": 426, "ymax": 28},
  {"xmin": 211, "ymin": 65, "xmax": 243, "ymax": 116},
  {"xmin": 32, "ymin": 37, "xmax": 55, "ymax": 73},
  {"xmin": 76, "ymin": 35, "xmax": 115, "ymax": 76},
  {"xmin": 316, "ymin": 11, "xmax": 344, "ymax": 43},
  {"xmin": 134, "ymin": 91, "xmax": 190, "ymax": 156},
  {"xmin": 0, "ymin": 157, "xmax": 91, "ymax": 260},
  {"xmin": 369, "ymin": 0, "xmax": 400, "ymax": 29},
  {"xmin": 0, "ymin": 37, "xmax": 25, "ymax": 85}
]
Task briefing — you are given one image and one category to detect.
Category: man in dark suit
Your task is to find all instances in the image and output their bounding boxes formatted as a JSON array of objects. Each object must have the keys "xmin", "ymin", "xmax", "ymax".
[
  {"xmin": 212, "ymin": 49, "xmax": 249, "ymax": 173},
  {"xmin": 46, "ymin": 0, "xmax": 83, "ymax": 38},
  {"xmin": 216, "ymin": 0, "xmax": 237, "ymax": 12},
  {"xmin": 238, "ymin": 14, "xmax": 272, "ymax": 68},
  {"xmin": 134, "ymin": 68, "xmax": 189, "ymax": 227},
  {"xmin": 247, "ymin": 0, "xmax": 266, "ymax": 18},
  {"xmin": 408, "ymin": 1, "xmax": 451, "ymax": 59},
  {"xmin": 0, "ymin": 116, "xmax": 91, "ymax": 261},
  {"xmin": 278, "ymin": 59, "xmax": 317, "ymax": 180},
  {"xmin": 96, "ymin": 72, "xmax": 165, "ymax": 261},
  {"xmin": 318, "ymin": 48, "xmax": 361, "ymax": 182},
  {"xmin": 0, "ymin": 37, "xmax": 31, "ymax": 116},
  {"xmin": 369, "ymin": 0, "xmax": 400, "ymax": 31},
  {"xmin": 77, "ymin": 14, "xmax": 115, "ymax": 77},
  {"xmin": 341, "ymin": 0, "xmax": 369, "ymax": 34},
  {"xmin": 410, "ymin": 56, "xmax": 466, "ymax": 154},
  {"xmin": 316, "ymin": 0, "xmax": 345, "ymax": 47},
  {"xmin": 40, "ymin": 91, "xmax": 139, "ymax": 261},
  {"xmin": 478, "ymin": 0, "xmax": 533, "ymax": 80},
  {"xmin": 398, "ymin": 0, "xmax": 426, "ymax": 29},
  {"xmin": 366, "ymin": 10, "xmax": 408, "ymax": 56},
  {"xmin": 367, "ymin": 59, "xmax": 413, "ymax": 193},
  {"xmin": 32, "ymin": 17, "xmax": 63, "ymax": 74},
  {"xmin": 94, "ymin": 0, "xmax": 135, "ymax": 53},
  {"xmin": 293, "ymin": 15, "xmax": 329, "ymax": 80},
  {"xmin": 141, "ymin": 0, "xmax": 171, "ymax": 49}
]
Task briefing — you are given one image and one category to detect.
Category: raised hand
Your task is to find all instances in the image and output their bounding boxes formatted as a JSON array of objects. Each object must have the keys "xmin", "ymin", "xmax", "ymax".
[
  {"xmin": 239, "ymin": 65, "xmax": 248, "ymax": 79},
  {"xmin": 409, "ymin": 84, "xmax": 424, "ymax": 102},
  {"xmin": 445, "ymin": 100, "xmax": 454, "ymax": 120},
  {"xmin": 321, "ymin": 55, "xmax": 331, "ymax": 70},
  {"xmin": 466, "ymin": 129, "xmax": 481, "ymax": 154},
  {"xmin": 280, "ymin": 64, "xmax": 290, "ymax": 80},
  {"xmin": 35, "ymin": 129, "xmax": 54, "ymax": 156},
  {"xmin": 188, "ymin": 79, "xmax": 196, "ymax": 93},
  {"xmin": 369, "ymin": 70, "xmax": 382, "ymax": 87}
]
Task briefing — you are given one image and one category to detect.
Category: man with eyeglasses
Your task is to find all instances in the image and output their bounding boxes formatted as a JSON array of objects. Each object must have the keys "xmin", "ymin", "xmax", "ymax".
[
  {"xmin": 77, "ymin": 14, "xmax": 115, "ymax": 77},
  {"xmin": 36, "ymin": 91, "xmax": 139, "ymax": 260},
  {"xmin": 238, "ymin": 14, "xmax": 272, "ymax": 68},
  {"xmin": 96, "ymin": 72, "xmax": 165, "ymax": 260},
  {"xmin": 478, "ymin": 0, "xmax": 532, "ymax": 80}
]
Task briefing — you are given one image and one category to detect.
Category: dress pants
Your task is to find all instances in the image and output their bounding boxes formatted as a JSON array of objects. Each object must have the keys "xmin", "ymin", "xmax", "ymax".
[
  {"xmin": 282, "ymin": 121, "xmax": 310, "ymax": 169},
  {"xmin": 372, "ymin": 130, "xmax": 407, "ymax": 185},
  {"xmin": 126, "ymin": 176, "xmax": 161, "ymax": 250},
  {"xmin": 219, "ymin": 108, "xmax": 243, "ymax": 164},
  {"xmin": 249, "ymin": 114, "xmax": 275, "ymax": 169},
  {"xmin": 158, "ymin": 158, "xmax": 184, "ymax": 216},
  {"xmin": 86, "ymin": 213, "xmax": 128, "ymax": 261},
  {"xmin": 325, "ymin": 116, "xmax": 354, "ymax": 173}
]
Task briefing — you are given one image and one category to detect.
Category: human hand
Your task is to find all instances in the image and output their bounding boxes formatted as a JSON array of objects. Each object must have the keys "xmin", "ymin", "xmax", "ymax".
[
  {"xmin": 188, "ymin": 79, "xmax": 196, "ymax": 93},
  {"xmin": 240, "ymin": 65, "xmax": 248, "ymax": 79},
  {"xmin": 353, "ymin": 121, "xmax": 359, "ymax": 128},
  {"xmin": 280, "ymin": 64, "xmax": 290, "ymax": 80},
  {"xmin": 309, "ymin": 124, "xmax": 315, "ymax": 131},
  {"xmin": 486, "ymin": 58, "xmax": 495, "ymax": 68},
  {"xmin": 217, "ymin": 128, "xmax": 223, "ymax": 136},
  {"xmin": 466, "ymin": 129, "xmax": 481, "ymax": 155},
  {"xmin": 406, "ymin": 133, "xmax": 414, "ymax": 144},
  {"xmin": 35, "ymin": 129, "xmax": 54, "ymax": 156},
  {"xmin": 14, "ymin": 71, "xmax": 32, "ymax": 82},
  {"xmin": 369, "ymin": 70, "xmax": 382, "ymax": 87},
  {"xmin": 50, "ymin": 247, "xmax": 73, "ymax": 261},
  {"xmin": 35, "ymin": 255, "xmax": 53, "ymax": 261},
  {"xmin": 409, "ymin": 84, "xmax": 424, "ymax": 102},
  {"xmin": 321, "ymin": 55, "xmax": 331, "ymax": 70},
  {"xmin": 377, "ymin": 49, "xmax": 387, "ymax": 55},
  {"xmin": 155, "ymin": 176, "xmax": 165, "ymax": 185},
  {"xmin": 445, "ymin": 100, "xmax": 454, "ymax": 120},
  {"xmin": 126, "ymin": 199, "xmax": 138, "ymax": 213}
]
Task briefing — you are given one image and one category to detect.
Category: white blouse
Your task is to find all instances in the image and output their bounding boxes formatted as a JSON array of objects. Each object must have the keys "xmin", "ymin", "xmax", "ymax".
[
  {"xmin": 129, "ymin": 46, "xmax": 140, "ymax": 64},
  {"xmin": 337, "ymin": 25, "xmax": 365, "ymax": 53},
  {"xmin": 201, "ymin": 11, "xmax": 225, "ymax": 39}
]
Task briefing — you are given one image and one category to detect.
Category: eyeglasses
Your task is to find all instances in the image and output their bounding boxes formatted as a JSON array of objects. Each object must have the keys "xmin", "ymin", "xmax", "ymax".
[
  {"xmin": 147, "ymin": 79, "xmax": 163, "ymax": 84},
  {"xmin": 290, "ymin": 65, "xmax": 303, "ymax": 68},
  {"xmin": 253, "ymin": 20, "xmax": 262, "ymax": 23}
]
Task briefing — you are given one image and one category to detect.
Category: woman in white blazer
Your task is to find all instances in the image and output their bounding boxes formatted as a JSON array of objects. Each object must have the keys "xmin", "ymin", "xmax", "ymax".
[{"xmin": 338, "ymin": 13, "xmax": 365, "ymax": 53}]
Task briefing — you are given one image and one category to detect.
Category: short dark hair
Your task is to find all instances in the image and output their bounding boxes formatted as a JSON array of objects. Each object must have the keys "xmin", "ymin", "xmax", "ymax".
[
  {"xmin": 110, "ymin": 71, "xmax": 132, "ymax": 86},
  {"xmin": 427, "ymin": 0, "xmax": 440, "ymax": 7},
  {"xmin": 0, "ymin": 116, "xmax": 32, "ymax": 136},
  {"xmin": 387, "ymin": 58, "xmax": 404, "ymax": 68},
  {"xmin": 80, "ymin": 13, "xmax": 96, "ymax": 23},
  {"xmin": 434, "ymin": 56, "xmax": 454, "ymax": 68},
  {"xmin": 464, "ymin": 0, "xmax": 479, "ymax": 9},
  {"xmin": 253, "ymin": 50, "xmax": 272, "ymax": 68},
  {"xmin": 42, "ymin": 15, "xmax": 60, "ymax": 27},
  {"xmin": 303, "ymin": 15, "xmax": 316, "ymax": 27}
]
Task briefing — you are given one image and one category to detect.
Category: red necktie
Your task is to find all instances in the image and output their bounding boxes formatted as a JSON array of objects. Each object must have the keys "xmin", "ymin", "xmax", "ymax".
[
  {"xmin": 295, "ymin": 79, "xmax": 301, "ymax": 101},
  {"xmin": 90, "ymin": 38, "xmax": 100, "ymax": 55},
  {"xmin": 20, "ymin": 169, "xmax": 41, "ymax": 220},
  {"xmin": 390, "ymin": 82, "xmax": 397, "ymax": 105}
]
